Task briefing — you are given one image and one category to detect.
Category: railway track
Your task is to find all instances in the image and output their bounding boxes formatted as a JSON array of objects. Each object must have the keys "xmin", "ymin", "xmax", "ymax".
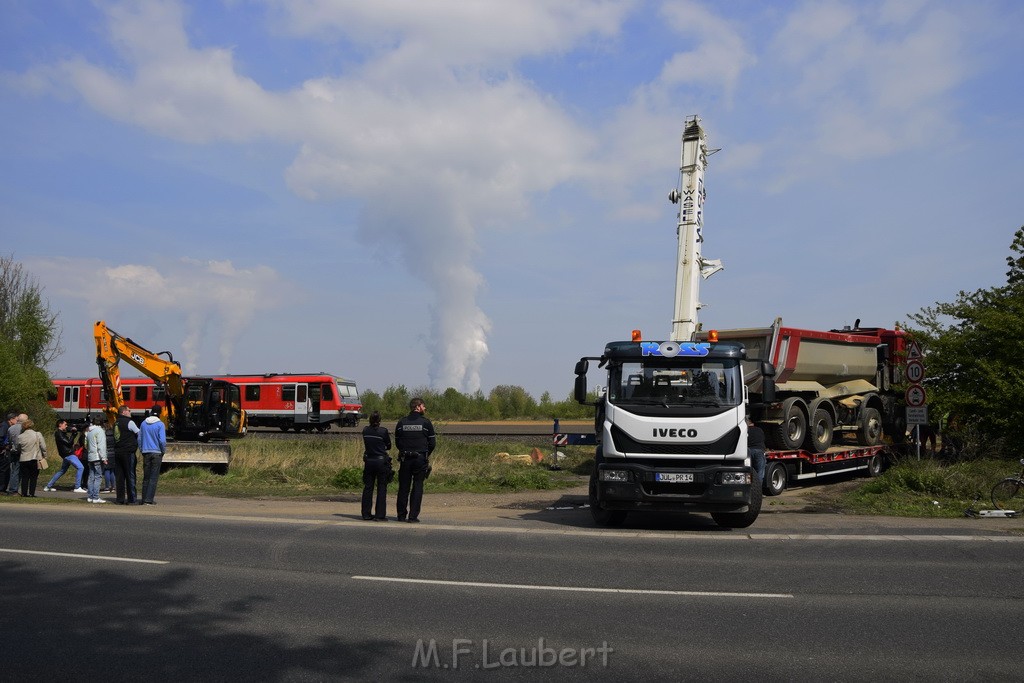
[{"xmin": 246, "ymin": 421, "xmax": 594, "ymax": 441}]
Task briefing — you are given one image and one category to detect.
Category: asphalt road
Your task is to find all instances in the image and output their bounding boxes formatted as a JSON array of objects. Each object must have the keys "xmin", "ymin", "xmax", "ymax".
[{"xmin": 2, "ymin": 501, "xmax": 1022, "ymax": 681}]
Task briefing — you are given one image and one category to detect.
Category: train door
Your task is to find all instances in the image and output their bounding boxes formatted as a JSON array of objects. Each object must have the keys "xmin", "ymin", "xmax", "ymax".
[
  {"xmin": 64, "ymin": 385, "xmax": 82, "ymax": 421},
  {"xmin": 293, "ymin": 383, "xmax": 310, "ymax": 425},
  {"xmin": 308, "ymin": 383, "xmax": 323, "ymax": 425}
]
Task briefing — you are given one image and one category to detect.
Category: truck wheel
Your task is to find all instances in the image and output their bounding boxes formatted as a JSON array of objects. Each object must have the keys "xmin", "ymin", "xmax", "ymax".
[
  {"xmin": 763, "ymin": 461, "xmax": 788, "ymax": 496},
  {"xmin": 711, "ymin": 484, "xmax": 762, "ymax": 529},
  {"xmin": 867, "ymin": 454, "xmax": 883, "ymax": 477},
  {"xmin": 588, "ymin": 471, "xmax": 627, "ymax": 527},
  {"xmin": 804, "ymin": 407, "xmax": 834, "ymax": 453},
  {"xmin": 857, "ymin": 407, "xmax": 883, "ymax": 446},
  {"xmin": 771, "ymin": 398, "xmax": 807, "ymax": 450}
]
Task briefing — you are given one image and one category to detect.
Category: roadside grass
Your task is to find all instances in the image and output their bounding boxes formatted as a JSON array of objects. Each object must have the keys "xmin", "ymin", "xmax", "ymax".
[
  {"xmin": 155, "ymin": 436, "xmax": 592, "ymax": 498},
  {"xmin": 840, "ymin": 457, "xmax": 1017, "ymax": 518}
]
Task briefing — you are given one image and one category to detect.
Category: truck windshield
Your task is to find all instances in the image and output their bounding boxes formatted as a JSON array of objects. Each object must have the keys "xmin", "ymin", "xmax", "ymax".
[{"xmin": 607, "ymin": 360, "xmax": 742, "ymax": 407}]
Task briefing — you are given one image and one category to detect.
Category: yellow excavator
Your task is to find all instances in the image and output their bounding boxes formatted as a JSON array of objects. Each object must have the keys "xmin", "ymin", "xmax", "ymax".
[{"xmin": 94, "ymin": 320, "xmax": 246, "ymax": 473}]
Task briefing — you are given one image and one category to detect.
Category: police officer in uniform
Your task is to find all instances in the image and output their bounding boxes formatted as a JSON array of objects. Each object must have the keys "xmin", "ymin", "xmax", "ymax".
[
  {"xmin": 360, "ymin": 411, "xmax": 392, "ymax": 520},
  {"xmin": 394, "ymin": 397, "xmax": 436, "ymax": 523}
]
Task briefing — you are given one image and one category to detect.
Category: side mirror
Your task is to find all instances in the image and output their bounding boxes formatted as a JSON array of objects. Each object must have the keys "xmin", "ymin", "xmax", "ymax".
[
  {"xmin": 760, "ymin": 361, "xmax": 776, "ymax": 403},
  {"xmin": 574, "ymin": 359, "xmax": 589, "ymax": 376},
  {"xmin": 574, "ymin": 375, "xmax": 588, "ymax": 404}
]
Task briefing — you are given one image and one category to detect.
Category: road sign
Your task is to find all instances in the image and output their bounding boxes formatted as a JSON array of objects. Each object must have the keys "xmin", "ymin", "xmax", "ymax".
[
  {"xmin": 905, "ymin": 385, "xmax": 926, "ymax": 407},
  {"xmin": 907, "ymin": 341, "xmax": 923, "ymax": 360},
  {"xmin": 906, "ymin": 359, "xmax": 925, "ymax": 384},
  {"xmin": 907, "ymin": 405, "xmax": 928, "ymax": 425}
]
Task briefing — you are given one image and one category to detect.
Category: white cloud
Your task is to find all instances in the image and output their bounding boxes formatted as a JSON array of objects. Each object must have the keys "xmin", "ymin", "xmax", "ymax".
[{"xmin": 27, "ymin": 256, "xmax": 290, "ymax": 374}]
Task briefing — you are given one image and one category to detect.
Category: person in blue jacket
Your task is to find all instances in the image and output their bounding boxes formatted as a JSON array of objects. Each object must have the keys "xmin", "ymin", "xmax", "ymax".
[{"xmin": 137, "ymin": 405, "xmax": 167, "ymax": 505}]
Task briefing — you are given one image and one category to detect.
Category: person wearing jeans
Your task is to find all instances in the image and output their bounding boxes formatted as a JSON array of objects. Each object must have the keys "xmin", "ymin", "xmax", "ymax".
[
  {"xmin": 138, "ymin": 406, "xmax": 167, "ymax": 505},
  {"xmin": 84, "ymin": 414, "xmax": 109, "ymax": 503},
  {"xmin": 44, "ymin": 419, "xmax": 84, "ymax": 491}
]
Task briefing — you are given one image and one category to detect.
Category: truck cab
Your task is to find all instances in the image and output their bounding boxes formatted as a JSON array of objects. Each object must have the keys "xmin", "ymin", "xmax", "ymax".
[{"xmin": 575, "ymin": 338, "xmax": 775, "ymax": 529}]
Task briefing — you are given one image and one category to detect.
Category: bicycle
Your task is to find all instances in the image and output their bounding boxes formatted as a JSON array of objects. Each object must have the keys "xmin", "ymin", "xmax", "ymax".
[{"xmin": 990, "ymin": 458, "xmax": 1024, "ymax": 511}]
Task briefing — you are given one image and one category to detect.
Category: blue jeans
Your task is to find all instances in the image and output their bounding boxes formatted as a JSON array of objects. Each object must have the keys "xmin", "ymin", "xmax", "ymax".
[
  {"xmin": 749, "ymin": 447, "xmax": 766, "ymax": 483},
  {"xmin": 86, "ymin": 461, "xmax": 104, "ymax": 500},
  {"xmin": 114, "ymin": 450, "xmax": 137, "ymax": 503},
  {"xmin": 47, "ymin": 455, "xmax": 84, "ymax": 489},
  {"xmin": 141, "ymin": 452, "xmax": 163, "ymax": 503},
  {"xmin": 7, "ymin": 456, "xmax": 21, "ymax": 493}
]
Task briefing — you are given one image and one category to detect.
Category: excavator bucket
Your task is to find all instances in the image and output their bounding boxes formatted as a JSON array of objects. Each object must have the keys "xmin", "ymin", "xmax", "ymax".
[{"xmin": 164, "ymin": 442, "xmax": 232, "ymax": 472}]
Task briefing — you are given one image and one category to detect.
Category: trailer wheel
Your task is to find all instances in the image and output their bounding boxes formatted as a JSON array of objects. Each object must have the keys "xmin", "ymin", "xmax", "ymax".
[
  {"xmin": 857, "ymin": 407, "xmax": 883, "ymax": 446},
  {"xmin": 588, "ymin": 471, "xmax": 627, "ymax": 527},
  {"xmin": 804, "ymin": 407, "xmax": 834, "ymax": 453},
  {"xmin": 763, "ymin": 462, "xmax": 788, "ymax": 496},
  {"xmin": 867, "ymin": 454, "xmax": 883, "ymax": 477},
  {"xmin": 772, "ymin": 398, "xmax": 807, "ymax": 450},
  {"xmin": 711, "ymin": 484, "xmax": 762, "ymax": 529}
]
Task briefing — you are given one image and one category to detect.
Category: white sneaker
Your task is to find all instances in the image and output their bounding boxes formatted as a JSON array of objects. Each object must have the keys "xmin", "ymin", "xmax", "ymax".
[
  {"xmin": 73, "ymin": 488, "xmax": 87, "ymax": 493},
  {"xmin": 94, "ymin": 498, "xmax": 106, "ymax": 504},
  {"xmin": 43, "ymin": 487, "xmax": 54, "ymax": 492}
]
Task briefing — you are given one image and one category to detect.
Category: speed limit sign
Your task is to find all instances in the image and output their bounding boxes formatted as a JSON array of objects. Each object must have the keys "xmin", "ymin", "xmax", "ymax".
[{"xmin": 906, "ymin": 360, "xmax": 925, "ymax": 384}]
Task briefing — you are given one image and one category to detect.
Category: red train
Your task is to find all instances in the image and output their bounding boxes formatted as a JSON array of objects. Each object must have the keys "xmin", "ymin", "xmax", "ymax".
[{"xmin": 49, "ymin": 373, "xmax": 364, "ymax": 431}]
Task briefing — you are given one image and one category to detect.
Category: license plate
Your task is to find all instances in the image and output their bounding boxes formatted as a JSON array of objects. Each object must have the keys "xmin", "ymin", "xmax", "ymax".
[{"xmin": 655, "ymin": 472, "xmax": 694, "ymax": 483}]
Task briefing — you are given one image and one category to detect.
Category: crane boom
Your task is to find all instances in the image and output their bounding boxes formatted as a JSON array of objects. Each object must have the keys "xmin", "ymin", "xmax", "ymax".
[{"xmin": 668, "ymin": 115, "xmax": 722, "ymax": 342}]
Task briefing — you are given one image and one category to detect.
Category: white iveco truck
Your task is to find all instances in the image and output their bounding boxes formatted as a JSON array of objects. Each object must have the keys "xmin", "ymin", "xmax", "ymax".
[{"xmin": 574, "ymin": 116, "xmax": 776, "ymax": 529}]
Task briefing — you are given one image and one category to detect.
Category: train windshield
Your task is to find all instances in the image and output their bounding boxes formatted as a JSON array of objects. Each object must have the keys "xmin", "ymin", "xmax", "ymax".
[
  {"xmin": 607, "ymin": 359, "xmax": 742, "ymax": 407},
  {"xmin": 336, "ymin": 381, "xmax": 360, "ymax": 401}
]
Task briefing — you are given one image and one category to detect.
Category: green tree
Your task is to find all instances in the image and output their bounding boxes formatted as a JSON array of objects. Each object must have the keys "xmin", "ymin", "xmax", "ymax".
[
  {"xmin": 0, "ymin": 255, "xmax": 61, "ymax": 424},
  {"xmin": 907, "ymin": 226, "xmax": 1024, "ymax": 458}
]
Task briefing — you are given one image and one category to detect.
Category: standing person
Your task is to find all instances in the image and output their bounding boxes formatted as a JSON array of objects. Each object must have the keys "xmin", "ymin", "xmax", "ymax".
[
  {"xmin": 360, "ymin": 411, "xmax": 393, "ymax": 521},
  {"xmin": 138, "ymin": 405, "xmax": 166, "ymax": 505},
  {"xmin": 84, "ymin": 414, "xmax": 109, "ymax": 503},
  {"xmin": 5, "ymin": 413, "xmax": 27, "ymax": 495},
  {"xmin": 102, "ymin": 425, "xmax": 117, "ymax": 492},
  {"xmin": 0, "ymin": 412, "xmax": 16, "ymax": 494},
  {"xmin": 746, "ymin": 417, "xmax": 766, "ymax": 485},
  {"xmin": 394, "ymin": 398, "xmax": 436, "ymax": 523},
  {"xmin": 113, "ymin": 405, "xmax": 140, "ymax": 504},
  {"xmin": 16, "ymin": 418, "xmax": 47, "ymax": 497},
  {"xmin": 43, "ymin": 419, "xmax": 85, "ymax": 492}
]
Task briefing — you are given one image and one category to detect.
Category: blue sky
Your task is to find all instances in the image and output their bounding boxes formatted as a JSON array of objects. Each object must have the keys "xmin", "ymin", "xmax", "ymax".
[{"xmin": 2, "ymin": 0, "xmax": 1023, "ymax": 400}]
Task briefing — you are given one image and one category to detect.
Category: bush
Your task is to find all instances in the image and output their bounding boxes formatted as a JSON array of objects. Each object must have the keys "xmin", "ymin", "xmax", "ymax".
[{"xmin": 331, "ymin": 467, "xmax": 364, "ymax": 490}]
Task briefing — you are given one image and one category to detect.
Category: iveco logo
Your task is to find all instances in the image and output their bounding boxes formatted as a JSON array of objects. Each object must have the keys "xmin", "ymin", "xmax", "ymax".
[{"xmin": 653, "ymin": 428, "xmax": 698, "ymax": 438}]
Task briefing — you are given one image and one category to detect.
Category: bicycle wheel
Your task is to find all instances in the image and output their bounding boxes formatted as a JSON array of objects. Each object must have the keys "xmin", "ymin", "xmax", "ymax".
[{"xmin": 990, "ymin": 478, "xmax": 1024, "ymax": 511}]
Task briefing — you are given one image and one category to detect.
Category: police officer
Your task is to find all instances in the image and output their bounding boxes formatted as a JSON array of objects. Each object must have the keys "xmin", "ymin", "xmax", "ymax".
[
  {"xmin": 394, "ymin": 397, "xmax": 435, "ymax": 523},
  {"xmin": 360, "ymin": 411, "xmax": 392, "ymax": 521}
]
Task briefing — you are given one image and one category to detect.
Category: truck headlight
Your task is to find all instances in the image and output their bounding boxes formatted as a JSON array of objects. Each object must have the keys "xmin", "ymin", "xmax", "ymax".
[
  {"xmin": 720, "ymin": 472, "xmax": 751, "ymax": 485},
  {"xmin": 600, "ymin": 469, "xmax": 630, "ymax": 482}
]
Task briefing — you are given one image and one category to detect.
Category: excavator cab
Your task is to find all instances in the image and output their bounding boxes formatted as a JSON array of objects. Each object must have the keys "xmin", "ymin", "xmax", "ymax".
[{"xmin": 175, "ymin": 378, "xmax": 246, "ymax": 441}]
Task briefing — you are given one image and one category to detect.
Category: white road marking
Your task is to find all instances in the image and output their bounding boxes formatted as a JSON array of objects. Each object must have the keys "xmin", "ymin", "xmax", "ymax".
[
  {"xmin": 352, "ymin": 575, "xmax": 793, "ymax": 599},
  {"xmin": 0, "ymin": 548, "xmax": 168, "ymax": 564}
]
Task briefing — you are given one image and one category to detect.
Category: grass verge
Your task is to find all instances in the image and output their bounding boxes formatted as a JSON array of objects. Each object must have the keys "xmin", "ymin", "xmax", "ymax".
[{"xmin": 154, "ymin": 436, "xmax": 592, "ymax": 498}]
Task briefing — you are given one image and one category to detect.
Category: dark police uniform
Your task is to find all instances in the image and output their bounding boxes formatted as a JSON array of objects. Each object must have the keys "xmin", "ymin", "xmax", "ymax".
[
  {"xmin": 360, "ymin": 423, "xmax": 392, "ymax": 520},
  {"xmin": 394, "ymin": 410, "xmax": 436, "ymax": 522}
]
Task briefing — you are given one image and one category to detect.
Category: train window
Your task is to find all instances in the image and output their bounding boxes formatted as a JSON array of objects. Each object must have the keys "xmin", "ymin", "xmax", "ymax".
[
  {"xmin": 321, "ymin": 383, "xmax": 334, "ymax": 401},
  {"xmin": 121, "ymin": 388, "xmax": 131, "ymax": 402},
  {"xmin": 135, "ymin": 386, "xmax": 148, "ymax": 401},
  {"xmin": 153, "ymin": 386, "xmax": 166, "ymax": 401},
  {"xmin": 47, "ymin": 386, "xmax": 58, "ymax": 401},
  {"xmin": 245, "ymin": 385, "xmax": 260, "ymax": 401},
  {"xmin": 283, "ymin": 386, "xmax": 295, "ymax": 402},
  {"xmin": 297, "ymin": 384, "xmax": 307, "ymax": 402}
]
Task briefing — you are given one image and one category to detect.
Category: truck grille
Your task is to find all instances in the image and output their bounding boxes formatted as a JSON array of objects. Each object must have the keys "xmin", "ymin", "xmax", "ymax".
[{"xmin": 610, "ymin": 425, "xmax": 740, "ymax": 456}]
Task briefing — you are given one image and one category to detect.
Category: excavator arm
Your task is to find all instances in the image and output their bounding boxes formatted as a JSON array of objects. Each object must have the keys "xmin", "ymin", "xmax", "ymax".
[{"xmin": 94, "ymin": 320, "xmax": 185, "ymax": 424}]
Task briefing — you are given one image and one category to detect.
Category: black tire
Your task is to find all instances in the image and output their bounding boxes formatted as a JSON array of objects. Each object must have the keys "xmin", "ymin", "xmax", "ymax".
[
  {"xmin": 763, "ymin": 461, "xmax": 788, "ymax": 496},
  {"xmin": 857, "ymin": 407, "xmax": 883, "ymax": 446},
  {"xmin": 991, "ymin": 478, "xmax": 1024, "ymax": 511},
  {"xmin": 771, "ymin": 398, "xmax": 806, "ymax": 450},
  {"xmin": 711, "ymin": 484, "xmax": 762, "ymax": 528},
  {"xmin": 210, "ymin": 463, "xmax": 229, "ymax": 476},
  {"xmin": 804, "ymin": 407, "xmax": 834, "ymax": 453},
  {"xmin": 279, "ymin": 426, "xmax": 290, "ymax": 432},
  {"xmin": 867, "ymin": 454, "xmax": 883, "ymax": 477},
  {"xmin": 588, "ymin": 470, "xmax": 627, "ymax": 527}
]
